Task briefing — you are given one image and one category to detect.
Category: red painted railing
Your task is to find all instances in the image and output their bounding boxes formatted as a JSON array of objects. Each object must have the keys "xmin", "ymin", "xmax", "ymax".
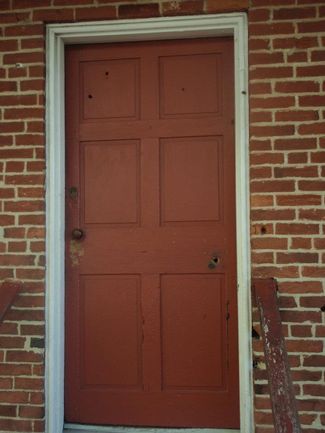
[
  {"xmin": 0, "ymin": 280, "xmax": 22, "ymax": 324},
  {"xmin": 252, "ymin": 278, "xmax": 301, "ymax": 433}
]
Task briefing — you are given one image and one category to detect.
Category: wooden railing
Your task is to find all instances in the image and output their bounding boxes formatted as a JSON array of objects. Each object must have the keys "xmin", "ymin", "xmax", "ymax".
[
  {"xmin": 0, "ymin": 280, "xmax": 22, "ymax": 324},
  {"xmin": 252, "ymin": 278, "xmax": 301, "ymax": 433}
]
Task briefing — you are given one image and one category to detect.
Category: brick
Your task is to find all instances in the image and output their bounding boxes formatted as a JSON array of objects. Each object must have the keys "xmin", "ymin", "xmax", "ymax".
[
  {"xmin": 249, "ymin": 82, "xmax": 272, "ymax": 95},
  {"xmin": 248, "ymin": 8, "xmax": 271, "ymax": 22},
  {"xmin": 12, "ymin": 0, "xmax": 51, "ymax": 7},
  {"xmin": 250, "ymin": 124, "xmax": 295, "ymax": 137},
  {"xmin": 280, "ymin": 310, "xmax": 322, "ymax": 323},
  {"xmin": 3, "ymin": 51, "xmax": 44, "ymax": 65},
  {"xmin": 0, "ymin": 39, "xmax": 19, "ymax": 51},
  {"xmin": 314, "ymin": 238, "xmax": 325, "ymax": 249},
  {"xmin": 18, "ymin": 187, "xmax": 44, "ymax": 198},
  {"xmin": 302, "ymin": 266, "xmax": 325, "ymax": 278},
  {"xmin": 206, "ymin": 0, "xmax": 248, "ymax": 12},
  {"xmin": 33, "ymin": 7, "xmax": 74, "ymax": 22},
  {"xmin": 298, "ymin": 20, "xmax": 325, "ymax": 33},
  {"xmin": 0, "ymin": 404, "xmax": 16, "ymax": 417},
  {"xmin": 0, "ymin": 80, "xmax": 17, "ymax": 92},
  {"xmin": 279, "ymin": 281, "xmax": 322, "ymax": 294},
  {"xmin": 0, "ymin": 215, "xmax": 15, "ymax": 225},
  {"xmin": 252, "ymin": 266, "xmax": 299, "ymax": 278},
  {"xmin": 16, "ymin": 268, "xmax": 45, "ymax": 279},
  {"xmin": 276, "ymin": 194, "xmax": 321, "ymax": 206},
  {"xmin": 291, "ymin": 325, "xmax": 312, "ymax": 338},
  {"xmin": 0, "ymin": 254, "xmax": 35, "ymax": 266},
  {"xmin": 251, "ymin": 180, "xmax": 295, "ymax": 193},
  {"xmin": 300, "ymin": 296, "xmax": 325, "ymax": 309},
  {"xmin": 19, "ymin": 214, "xmax": 45, "ymax": 225},
  {"xmin": 0, "ymin": 323, "xmax": 18, "ymax": 335},
  {"xmin": 251, "ymin": 0, "xmax": 295, "ymax": 5},
  {"xmin": 0, "ymin": 121, "xmax": 24, "ymax": 133},
  {"xmin": 251, "ymin": 252, "xmax": 274, "ymax": 264},
  {"xmin": 297, "ymin": 65, "xmax": 325, "ymax": 77},
  {"xmin": 0, "ymin": 337, "xmax": 25, "ymax": 349},
  {"xmin": 20, "ymin": 325, "xmax": 44, "ymax": 336},
  {"xmin": 250, "ymin": 166, "xmax": 272, "ymax": 179},
  {"xmin": 16, "ymin": 134, "xmax": 44, "ymax": 146},
  {"xmin": 299, "ymin": 95, "xmax": 325, "ymax": 107},
  {"xmin": 274, "ymin": 166, "xmax": 318, "ymax": 178},
  {"xmin": 5, "ymin": 174, "xmax": 45, "ymax": 185},
  {"xmin": 0, "ymin": 418, "xmax": 32, "ymax": 431},
  {"xmin": 21, "ymin": 38, "xmax": 45, "ymax": 49},
  {"xmin": 20, "ymin": 79, "xmax": 44, "ymax": 91},
  {"xmin": 273, "ymin": 7, "xmax": 316, "ymax": 20},
  {"xmin": 5, "ymin": 24, "xmax": 44, "ymax": 37},
  {"xmin": 311, "ymin": 50, "xmax": 325, "ymax": 62},
  {"xmin": 18, "ymin": 405, "xmax": 44, "ymax": 419},
  {"xmin": 250, "ymin": 66, "xmax": 293, "ymax": 79},
  {"xmin": 0, "ymin": 94, "xmax": 37, "ymax": 106},
  {"xmin": 118, "ymin": 3, "xmax": 159, "ymax": 19},
  {"xmin": 250, "ymin": 96, "xmax": 294, "ymax": 109},
  {"xmin": 15, "ymin": 378, "xmax": 44, "ymax": 390},
  {"xmin": 273, "ymin": 36, "xmax": 318, "ymax": 49},
  {"xmin": 250, "ymin": 152, "xmax": 284, "ymax": 165},
  {"xmin": 303, "ymin": 384, "xmax": 325, "ymax": 397},
  {"xmin": 250, "ymin": 111, "xmax": 272, "ymax": 123},
  {"xmin": 0, "ymin": 11, "xmax": 30, "ymax": 23},
  {"xmin": 249, "ymin": 38, "xmax": 270, "ymax": 50},
  {"xmin": 275, "ymin": 110, "xmax": 319, "ymax": 122},
  {"xmin": 251, "ymin": 209, "xmax": 295, "ymax": 221},
  {"xmin": 276, "ymin": 223, "xmax": 319, "ymax": 235},
  {"xmin": 287, "ymin": 153, "xmax": 308, "ymax": 164},
  {"xmin": 251, "ymin": 195, "xmax": 274, "ymax": 207},
  {"xmin": 5, "ymin": 304, "xmax": 44, "ymax": 322},
  {"xmin": 299, "ymin": 209, "xmax": 325, "ymax": 220},
  {"xmin": 277, "ymin": 252, "xmax": 318, "ymax": 264},
  {"xmin": 4, "ymin": 200, "xmax": 44, "ymax": 212},
  {"xmin": 0, "ymin": 391, "xmax": 29, "ymax": 404},
  {"xmin": 15, "ymin": 295, "xmax": 44, "ymax": 308},
  {"xmin": 287, "ymin": 51, "xmax": 308, "ymax": 63},
  {"xmin": 310, "ymin": 152, "xmax": 325, "ymax": 163},
  {"xmin": 290, "ymin": 238, "xmax": 312, "ymax": 249},
  {"xmin": 315, "ymin": 326, "xmax": 325, "ymax": 337},
  {"xmin": 276, "ymin": 81, "xmax": 319, "ymax": 94},
  {"xmin": 249, "ymin": 22, "xmax": 295, "ymax": 36},
  {"xmin": 249, "ymin": 52, "xmax": 284, "ymax": 65},
  {"xmin": 299, "ymin": 180, "xmax": 325, "ymax": 191},
  {"xmin": 298, "ymin": 398, "xmax": 325, "ymax": 412},
  {"xmin": 162, "ymin": 1, "xmax": 204, "ymax": 16}
]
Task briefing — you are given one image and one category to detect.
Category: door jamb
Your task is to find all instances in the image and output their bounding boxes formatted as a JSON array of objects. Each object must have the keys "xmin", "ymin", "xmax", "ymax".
[{"xmin": 46, "ymin": 13, "xmax": 251, "ymax": 433}]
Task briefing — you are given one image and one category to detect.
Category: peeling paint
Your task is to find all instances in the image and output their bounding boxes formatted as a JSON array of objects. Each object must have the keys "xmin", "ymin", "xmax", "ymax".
[{"xmin": 69, "ymin": 240, "xmax": 84, "ymax": 266}]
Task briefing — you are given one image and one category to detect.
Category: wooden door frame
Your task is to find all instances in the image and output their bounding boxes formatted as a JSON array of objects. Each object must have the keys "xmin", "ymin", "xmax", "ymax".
[{"xmin": 45, "ymin": 13, "xmax": 251, "ymax": 433}]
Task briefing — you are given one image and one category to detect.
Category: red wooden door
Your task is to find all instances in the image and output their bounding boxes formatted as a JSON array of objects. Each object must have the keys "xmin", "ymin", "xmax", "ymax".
[{"xmin": 65, "ymin": 38, "xmax": 239, "ymax": 428}]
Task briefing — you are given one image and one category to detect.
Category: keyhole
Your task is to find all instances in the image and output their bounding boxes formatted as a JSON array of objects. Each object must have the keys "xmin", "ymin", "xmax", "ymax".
[{"xmin": 88, "ymin": 94, "xmax": 93, "ymax": 99}]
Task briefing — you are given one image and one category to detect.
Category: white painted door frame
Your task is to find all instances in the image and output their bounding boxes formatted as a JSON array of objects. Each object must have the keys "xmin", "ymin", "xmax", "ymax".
[{"xmin": 45, "ymin": 13, "xmax": 252, "ymax": 433}]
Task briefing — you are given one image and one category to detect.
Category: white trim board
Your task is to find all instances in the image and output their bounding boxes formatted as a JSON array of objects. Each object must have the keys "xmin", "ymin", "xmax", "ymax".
[{"xmin": 46, "ymin": 13, "xmax": 251, "ymax": 433}]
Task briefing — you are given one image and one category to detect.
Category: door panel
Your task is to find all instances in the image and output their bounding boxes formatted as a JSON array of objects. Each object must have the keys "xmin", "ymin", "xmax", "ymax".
[{"xmin": 65, "ymin": 38, "xmax": 239, "ymax": 428}]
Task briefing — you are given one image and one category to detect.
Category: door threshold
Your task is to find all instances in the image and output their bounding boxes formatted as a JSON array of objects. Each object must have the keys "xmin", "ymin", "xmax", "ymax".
[{"xmin": 64, "ymin": 424, "xmax": 240, "ymax": 433}]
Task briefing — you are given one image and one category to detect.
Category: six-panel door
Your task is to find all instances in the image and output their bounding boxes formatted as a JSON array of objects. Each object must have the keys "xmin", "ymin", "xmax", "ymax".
[{"xmin": 65, "ymin": 37, "xmax": 239, "ymax": 428}]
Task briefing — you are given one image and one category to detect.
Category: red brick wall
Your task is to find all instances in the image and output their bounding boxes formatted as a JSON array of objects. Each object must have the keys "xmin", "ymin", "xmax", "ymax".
[
  {"xmin": 249, "ymin": 2, "xmax": 325, "ymax": 432},
  {"xmin": 0, "ymin": 0, "xmax": 324, "ymax": 432}
]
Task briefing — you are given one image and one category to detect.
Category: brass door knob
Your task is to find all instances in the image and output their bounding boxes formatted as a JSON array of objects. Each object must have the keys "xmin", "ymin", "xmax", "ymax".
[{"xmin": 72, "ymin": 228, "xmax": 84, "ymax": 240}]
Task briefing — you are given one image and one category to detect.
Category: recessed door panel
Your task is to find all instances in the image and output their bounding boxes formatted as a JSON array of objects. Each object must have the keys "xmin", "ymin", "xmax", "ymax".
[
  {"xmin": 82, "ymin": 140, "xmax": 140, "ymax": 225},
  {"xmin": 82, "ymin": 59, "xmax": 139, "ymax": 120},
  {"xmin": 160, "ymin": 136, "xmax": 222, "ymax": 223},
  {"xmin": 65, "ymin": 37, "xmax": 238, "ymax": 428},
  {"xmin": 81, "ymin": 275, "xmax": 142, "ymax": 388},
  {"xmin": 161, "ymin": 274, "xmax": 225, "ymax": 390},
  {"xmin": 159, "ymin": 53, "xmax": 221, "ymax": 117}
]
